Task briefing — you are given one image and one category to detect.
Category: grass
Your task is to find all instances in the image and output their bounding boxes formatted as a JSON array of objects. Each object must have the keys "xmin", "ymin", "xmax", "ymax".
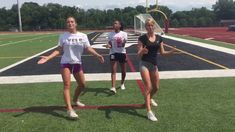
[
  {"xmin": 0, "ymin": 33, "xmax": 59, "ymax": 69},
  {"xmin": 168, "ymin": 33, "xmax": 235, "ymax": 50},
  {"xmin": 0, "ymin": 31, "xmax": 91, "ymax": 69},
  {"xmin": 0, "ymin": 78, "xmax": 235, "ymax": 132}
]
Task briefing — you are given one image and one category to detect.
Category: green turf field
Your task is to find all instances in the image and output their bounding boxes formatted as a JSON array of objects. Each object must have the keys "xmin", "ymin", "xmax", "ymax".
[
  {"xmin": 0, "ymin": 78, "xmax": 234, "ymax": 132},
  {"xmin": 0, "ymin": 33, "xmax": 59, "ymax": 68}
]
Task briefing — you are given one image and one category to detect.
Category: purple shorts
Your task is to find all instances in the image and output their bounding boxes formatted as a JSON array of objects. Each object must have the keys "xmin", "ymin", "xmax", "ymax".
[{"xmin": 61, "ymin": 64, "xmax": 83, "ymax": 74}]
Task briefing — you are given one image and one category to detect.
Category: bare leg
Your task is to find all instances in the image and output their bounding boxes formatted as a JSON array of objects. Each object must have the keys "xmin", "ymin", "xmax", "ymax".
[
  {"xmin": 140, "ymin": 68, "xmax": 152, "ymax": 112},
  {"xmin": 120, "ymin": 62, "xmax": 126, "ymax": 85},
  {"xmin": 61, "ymin": 68, "xmax": 72, "ymax": 110},
  {"xmin": 110, "ymin": 61, "xmax": 117, "ymax": 88},
  {"xmin": 150, "ymin": 70, "xmax": 160, "ymax": 99},
  {"xmin": 73, "ymin": 70, "xmax": 85, "ymax": 102}
]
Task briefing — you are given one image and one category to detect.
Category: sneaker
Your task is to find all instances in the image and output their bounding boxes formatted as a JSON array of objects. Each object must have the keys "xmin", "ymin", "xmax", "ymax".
[
  {"xmin": 147, "ymin": 111, "xmax": 158, "ymax": 121},
  {"xmin": 151, "ymin": 99, "xmax": 158, "ymax": 107},
  {"xmin": 75, "ymin": 100, "xmax": 85, "ymax": 107},
  {"xmin": 67, "ymin": 110, "xmax": 78, "ymax": 118},
  {"xmin": 110, "ymin": 87, "xmax": 117, "ymax": 94},
  {"xmin": 121, "ymin": 84, "xmax": 125, "ymax": 90}
]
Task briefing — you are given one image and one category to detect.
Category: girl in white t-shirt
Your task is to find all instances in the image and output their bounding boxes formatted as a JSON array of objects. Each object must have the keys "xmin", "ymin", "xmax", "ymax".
[
  {"xmin": 37, "ymin": 17, "xmax": 104, "ymax": 119},
  {"xmin": 105, "ymin": 20, "xmax": 128, "ymax": 94}
]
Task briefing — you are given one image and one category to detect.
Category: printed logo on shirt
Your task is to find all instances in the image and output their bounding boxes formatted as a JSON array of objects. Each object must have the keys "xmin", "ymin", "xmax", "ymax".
[
  {"xmin": 65, "ymin": 38, "xmax": 84, "ymax": 45},
  {"xmin": 116, "ymin": 37, "xmax": 123, "ymax": 48}
]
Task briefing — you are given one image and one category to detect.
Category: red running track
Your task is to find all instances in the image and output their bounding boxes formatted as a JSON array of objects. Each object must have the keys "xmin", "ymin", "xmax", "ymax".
[{"xmin": 169, "ymin": 27, "xmax": 235, "ymax": 44}]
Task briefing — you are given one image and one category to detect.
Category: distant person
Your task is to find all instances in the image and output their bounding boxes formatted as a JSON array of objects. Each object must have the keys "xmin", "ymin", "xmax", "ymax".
[
  {"xmin": 137, "ymin": 18, "xmax": 180, "ymax": 121},
  {"xmin": 37, "ymin": 16, "xmax": 104, "ymax": 119},
  {"xmin": 104, "ymin": 20, "xmax": 128, "ymax": 94}
]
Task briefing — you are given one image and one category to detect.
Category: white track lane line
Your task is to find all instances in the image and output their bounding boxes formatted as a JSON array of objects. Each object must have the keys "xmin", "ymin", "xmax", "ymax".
[
  {"xmin": 164, "ymin": 35, "xmax": 235, "ymax": 56},
  {"xmin": 1, "ymin": 69, "xmax": 235, "ymax": 84}
]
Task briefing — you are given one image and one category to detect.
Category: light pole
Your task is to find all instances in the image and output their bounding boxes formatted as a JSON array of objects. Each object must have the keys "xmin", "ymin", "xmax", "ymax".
[{"xmin": 17, "ymin": 0, "xmax": 22, "ymax": 32}]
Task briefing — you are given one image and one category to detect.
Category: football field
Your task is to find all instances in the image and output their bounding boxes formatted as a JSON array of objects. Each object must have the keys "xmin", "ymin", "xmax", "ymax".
[{"xmin": 0, "ymin": 32, "xmax": 235, "ymax": 131}]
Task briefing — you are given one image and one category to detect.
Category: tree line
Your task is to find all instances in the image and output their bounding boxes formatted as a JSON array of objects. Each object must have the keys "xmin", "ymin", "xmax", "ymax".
[{"xmin": 0, "ymin": 0, "xmax": 234, "ymax": 31}]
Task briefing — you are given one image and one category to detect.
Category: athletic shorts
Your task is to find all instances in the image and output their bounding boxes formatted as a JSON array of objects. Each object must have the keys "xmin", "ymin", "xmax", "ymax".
[
  {"xmin": 139, "ymin": 61, "xmax": 158, "ymax": 72},
  {"xmin": 61, "ymin": 63, "xmax": 83, "ymax": 74},
  {"xmin": 110, "ymin": 53, "xmax": 127, "ymax": 63}
]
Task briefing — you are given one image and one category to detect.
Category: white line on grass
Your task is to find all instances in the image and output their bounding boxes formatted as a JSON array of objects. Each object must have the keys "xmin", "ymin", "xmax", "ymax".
[
  {"xmin": 0, "ymin": 33, "xmax": 54, "ymax": 41},
  {"xmin": 0, "ymin": 46, "xmax": 57, "ymax": 73},
  {"xmin": 0, "ymin": 34, "xmax": 57, "ymax": 47},
  {"xmin": 1, "ymin": 69, "xmax": 235, "ymax": 84}
]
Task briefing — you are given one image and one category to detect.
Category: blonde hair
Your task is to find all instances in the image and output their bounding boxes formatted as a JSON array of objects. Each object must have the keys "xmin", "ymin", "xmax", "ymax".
[{"xmin": 145, "ymin": 18, "xmax": 155, "ymax": 26}]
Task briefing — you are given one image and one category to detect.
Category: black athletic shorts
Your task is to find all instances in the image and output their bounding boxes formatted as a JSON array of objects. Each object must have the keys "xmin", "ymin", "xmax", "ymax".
[{"xmin": 110, "ymin": 53, "xmax": 127, "ymax": 63}]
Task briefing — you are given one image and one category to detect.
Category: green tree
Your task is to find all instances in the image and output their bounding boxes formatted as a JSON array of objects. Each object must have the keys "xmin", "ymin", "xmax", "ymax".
[
  {"xmin": 171, "ymin": 19, "xmax": 180, "ymax": 27},
  {"xmin": 213, "ymin": 0, "xmax": 235, "ymax": 19}
]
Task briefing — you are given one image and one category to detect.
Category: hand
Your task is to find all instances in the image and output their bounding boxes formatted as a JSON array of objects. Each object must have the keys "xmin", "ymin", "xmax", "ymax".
[
  {"xmin": 141, "ymin": 47, "xmax": 149, "ymax": 54},
  {"xmin": 102, "ymin": 44, "xmax": 111, "ymax": 49},
  {"xmin": 171, "ymin": 46, "xmax": 181, "ymax": 54},
  {"xmin": 97, "ymin": 55, "xmax": 104, "ymax": 63},
  {"xmin": 37, "ymin": 56, "xmax": 49, "ymax": 64}
]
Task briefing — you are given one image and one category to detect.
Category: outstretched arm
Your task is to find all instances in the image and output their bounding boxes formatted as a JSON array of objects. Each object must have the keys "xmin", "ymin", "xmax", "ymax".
[
  {"xmin": 159, "ymin": 42, "xmax": 180, "ymax": 57},
  {"xmin": 37, "ymin": 46, "xmax": 62, "ymax": 64},
  {"xmin": 86, "ymin": 47, "xmax": 104, "ymax": 63}
]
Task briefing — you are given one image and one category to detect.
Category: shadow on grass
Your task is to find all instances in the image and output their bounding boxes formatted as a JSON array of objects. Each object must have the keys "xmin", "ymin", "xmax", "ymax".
[
  {"xmin": 81, "ymin": 87, "xmax": 119, "ymax": 97},
  {"xmin": 98, "ymin": 106, "xmax": 146, "ymax": 120},
  {"xmin": 13, "ymin": 106, "xmax": 77, "ymax": 121},
  {"xmin": 12, "ymin": 86, "xmax": 143, "ymax": 121},
  {"xmin": 12, "ymin": 104, "xmax": 146, "ymax": 121}
]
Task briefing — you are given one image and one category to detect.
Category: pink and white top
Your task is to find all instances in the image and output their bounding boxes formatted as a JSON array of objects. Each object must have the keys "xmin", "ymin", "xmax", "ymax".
[{"xmin": 108, "ymin": 31, "xmax": 128, "ymax": 54}]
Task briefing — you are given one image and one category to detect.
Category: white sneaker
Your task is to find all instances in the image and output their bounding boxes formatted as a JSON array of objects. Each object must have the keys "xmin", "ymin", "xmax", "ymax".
[
  {"xmin": 151, "ymin": 99, "xmax": 158, "ymax": 107},
  {"xmin": 121, "ymin": 84, "xmax": 125, "ymax": 90},
  {"xmin": 110, "ymin": 87, "xmax": 117, "ymax": 94},
  {"xmin": 67, "ymin": 110, "xmax": 78, "ymax": 118},
  {"xmin": 147, "ymin": 111, "xmax": 158, "ymax": 121},
  {"xmin": 75, "ymin": 100, "xmax": 85, "ymax": 107}
]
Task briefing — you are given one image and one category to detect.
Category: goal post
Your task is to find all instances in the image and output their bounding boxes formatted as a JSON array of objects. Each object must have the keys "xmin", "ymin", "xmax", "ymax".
[{"xmin": 145, "ymin": 0, "xmax": 169, "ymax": 33}]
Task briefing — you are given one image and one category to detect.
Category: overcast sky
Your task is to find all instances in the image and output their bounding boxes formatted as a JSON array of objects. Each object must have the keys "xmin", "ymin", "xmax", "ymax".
[{"xmin": 1, "ymin": 0, "xmax": 217, "ymax": 12}]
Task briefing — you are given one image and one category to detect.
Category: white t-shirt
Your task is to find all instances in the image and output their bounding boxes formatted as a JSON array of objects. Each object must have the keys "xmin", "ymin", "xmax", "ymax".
[
  {"xmin": 58, "ymin": 32, "xmax": 90, "ymax": 64},
  {"xmin": 108, "ymin": 31, "xmax": 128, "ymax": 54}
]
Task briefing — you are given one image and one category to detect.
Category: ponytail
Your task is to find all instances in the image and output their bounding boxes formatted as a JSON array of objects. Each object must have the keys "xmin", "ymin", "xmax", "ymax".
[{"xmin": 120, "ymin": 21, "xmax": 124, "ymax": 31}]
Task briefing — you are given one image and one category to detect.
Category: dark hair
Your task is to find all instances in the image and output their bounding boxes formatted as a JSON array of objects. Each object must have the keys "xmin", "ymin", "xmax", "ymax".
[
  {"xmin": 114, "ymin": 20, "xmax": 124, "ymax": 31},
  {"xmin": 120, "ymin": 21, "xmax": 124, "ymax": 31}
]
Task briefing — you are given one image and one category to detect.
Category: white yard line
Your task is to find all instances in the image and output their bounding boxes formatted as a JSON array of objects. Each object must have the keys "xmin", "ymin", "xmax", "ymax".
[
  {"xmin": 1, "ymin": 69, "xmax": 235, "ymax": 84},
  {"xmin": 0, "ymin": 46, "xmax": 57, "ymax": 73},
  {"xmin": 0, "ymin": 32, "xmax": 95, "ymax": 71},
  {"xmin": 164, "ymin": 35, "xmax": 235, "ymax": 56},
  {"xmin": 0, "ymin": 34, "xmax": 57, "ymax": 47},
  {"xmin": 0, "ymin": 33, "xmax": 53, "ymax": 41},
  {"xmin": 204, "ymin": 37, "xmax": 214, "ymax": 40}
]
